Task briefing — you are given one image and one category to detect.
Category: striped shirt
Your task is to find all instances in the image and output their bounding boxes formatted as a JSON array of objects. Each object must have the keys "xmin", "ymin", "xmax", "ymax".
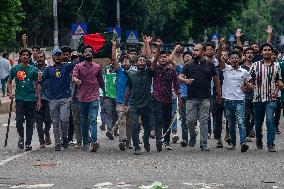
[{"xmin": 250, "ymin": 60, "xmax": 281, "ymax": 102}]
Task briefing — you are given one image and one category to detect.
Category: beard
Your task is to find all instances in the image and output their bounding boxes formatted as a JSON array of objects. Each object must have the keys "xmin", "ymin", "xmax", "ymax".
[{"xmin": 84, "ymin": 57, "xmax": 92, "ymax": 61}]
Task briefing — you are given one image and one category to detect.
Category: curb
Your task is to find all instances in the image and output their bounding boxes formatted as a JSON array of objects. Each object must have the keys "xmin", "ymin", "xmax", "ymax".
[{"xmin": 0, "ymin": 100, "xmax": 16, "ymax": 114}]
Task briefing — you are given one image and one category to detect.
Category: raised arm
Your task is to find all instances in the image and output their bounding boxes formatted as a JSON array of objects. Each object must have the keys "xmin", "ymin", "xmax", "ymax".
[
  {"xmin": 150, "ymin": 39, "xmax": 162, "ymax": 71},
  {"xmin": 236, "ymin": 28, "xmax": 243, "ymax": 48},
  {"xmin": 111, "ymin": 38, "xmax": 119, "ymax": 70},
  {"xmin": 22, "ymin": 34, "xmax": 28, "ymax": 49},
  {"xmin": 265, "ymin": 25, "xmax": 273, "ymax": 44}
]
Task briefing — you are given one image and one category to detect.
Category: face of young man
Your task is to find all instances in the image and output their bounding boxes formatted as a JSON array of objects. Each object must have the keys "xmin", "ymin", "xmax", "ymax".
[
  {"xmin": 159, "ymin": 54, "xmax": 167, "ymax": 66},
  {"xmin": 183, "ymin": 54, "xmax": 192, "ymax": 63},
  {"xmin": 245, "ymin": 49, "xmax": 254, "ymax": 61},
  {"xmin": 36, "ymin": 53, "xmax": 45, "ymax": 65},
  {"xmin": 251, "ymin": 44, "xmax": 259, "ymax": 54},
  {"xmin": 83, "ymin": 48, "xmax": 93, "ymax": 61},
  {"xmin": 32, "ymin": 48, "xmax": 40, "ymax": 59},
  {"xmin": 53, "ymin": 53, "xmax": 62, "ymax": 64},
  {"xmin": 121, "ymin": 58, "xmax": 131, "ymax": 70},
  {"xmin": 205, "ymin": 46, "xmax": 215, "ymax": 58},
  {"xmin": 229, "ymin": 54, "xmax": 241, "ymax": 68},
  {"xmin": 20, "ymin": 52, "xmax": 30, "ymax": 63},
  {"xmin": 192, "ymin": 44, "xmax": 205, "ymax": 60},
  {"xmin": 137, "ymin": 57, "xmax": 147, "ymax": 70},
  {"xmin": 128, "ymin": 51, "xmax": 137, "ymax": 61},
  {"xmin": 271, "ymin": 53, "xmax": 278, "ymax": 63},
  {"xmin": 262, "ymin": 46, "xmax": 272, "ymax": 60},
  {"xmin": 61, "ymin": 52, "xmax": 71, "ymax": 62}
]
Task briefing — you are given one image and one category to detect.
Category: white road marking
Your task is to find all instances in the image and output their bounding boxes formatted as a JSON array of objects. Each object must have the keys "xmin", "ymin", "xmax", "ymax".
[
  {"xmin": 10, "ymin": 184, "xmax": 54, "ymax": 188},
  {"xmin": 93, "ymin": 182, "xmax": 135, "ymax": 188},
  {"xmin": 0, "ymin": 151, "xmax": 30, "ymax": 166}
]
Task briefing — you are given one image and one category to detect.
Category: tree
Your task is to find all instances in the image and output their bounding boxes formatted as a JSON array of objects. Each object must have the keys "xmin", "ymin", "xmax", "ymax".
[{"xmin": 0, "ymin": 0, "xmax": 24, "ymax": 51}]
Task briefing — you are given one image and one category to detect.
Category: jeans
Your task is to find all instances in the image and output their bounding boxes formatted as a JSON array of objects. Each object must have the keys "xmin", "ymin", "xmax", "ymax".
[
  {"xmin": 79, "ymin": 100, "xmax": 99, "ymax": 146},
  {"xmin": 186, "ymin": 99, "xmax": 210, "ymax": 148},
  {"xmin": 180, "ymin": 98, "xmax": 188, "ymax": 141},
  {"xmin": 35, "ymin": 99, "xmax": 51, "ymax": 145},
  {"xmin": 171, "ymin": 97, "xmax": 178, "ymax": 133},
  {"xmin": 212, "ymin": 97, "xmax": 224, "ymax": 140},
  {"xmin": 15, "ymin": 100, "xmax": 36, "ymax": 146},
  {"xmin": 72, "ymin": 102, "xmax": 82, "ymax": 145},
  {"xmin": 152, "ymin": 101, "xmax": 172, "ymax": 143},
  {"xmin": 104, "ymin": 97, "xmax": 118, "ymax": 131},
  {"xmin": 245, "ymin": 99, "xmax": 254, "ymax": 136},
  {"xmin": 1, "ymin": 78, "xmax": 8, "ymax": 95},
  {"xmin": 253, "ymin": 101, "xmax": 277, "ymax": 147},
  {"xmin": 224, "ymin": 100, "xmax": 246, "ymax": 146},
  {"xmin": 50, "ymin": 98, "xmax": 71, "ymax": 146},
  {"xmin": 130, "ymin": 105, "xmax": 151, "ymax": 150}
]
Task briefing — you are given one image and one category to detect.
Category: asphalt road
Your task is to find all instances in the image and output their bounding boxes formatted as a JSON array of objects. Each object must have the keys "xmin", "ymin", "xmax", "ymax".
[{"xmin": 0, "ymin": 113, "xmax": 284, "ymax": 189}]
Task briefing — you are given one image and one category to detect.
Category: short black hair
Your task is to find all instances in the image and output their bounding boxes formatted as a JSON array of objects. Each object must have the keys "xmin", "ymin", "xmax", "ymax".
[
  {"xmin": 229, "ymin": 50, "xmax": 241, "ymax": 58},
  {"xmin": 32, "ymin": 45, "xmax": 40, "ymax": 51},
  {"xmin": 36, "ymin": 51, "xmax": 46, "ymax": 57},
  {"xmin": 182, "ymin": 51, "xmax": 192, "ymax": 58},
  {"xmin": 259, "ymin": 43, "xmax": 273, "ymax": 52},
  {"xmin": 119, "ymin": 54, "xmax": 130, "ymax": 63},
  {"xmin": 250, "ymin": 42, "xmax": 258, "ymax": 46},
  {"xmin": 160, "ymin": 50, "xmax": 167, "ymax": 56},
  {"xmin": 60, "ymin": 46, "xmax": 72, "ymax": 54},
  {"xmin": 233, "ymin": 45, "xmax": 243, "ymax": 53},
  {"xmin": 19, "ymin": 49, "xmax": 32, "ymax": 57},
  {"xmin": 244, "ymin": 47, "xmax": 254, "ymax": 54},
  {"xmin": 205, "ymin": 42, "xmax": 216, "ymax": 50},
  {"xmin": 2, "ymin": 52, "xmax": 9, "ymax": 59},
  {"xmin": 82, "ymin": 45, "xmax": 94, "ymax": 53},
  {"xmin": 127, "ymin": 48, "xmax": 139, "ymax": 55},
  {"xmin": 196, "ymin": 43, "xmax": 206, "ymax": 51},
  {"xmin": 272, "ymin": 48, "xmax": 279, "ymax": 55}
]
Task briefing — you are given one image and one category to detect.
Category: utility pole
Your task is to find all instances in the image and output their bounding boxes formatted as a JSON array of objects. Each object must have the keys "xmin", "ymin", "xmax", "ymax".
[
  {"xmin": 116, "ymin": 0, "xmax": 120, "ymax": 27},
  {"xmin": 53, "ymin": 0, "xmax": 59, "ymax": 49}
]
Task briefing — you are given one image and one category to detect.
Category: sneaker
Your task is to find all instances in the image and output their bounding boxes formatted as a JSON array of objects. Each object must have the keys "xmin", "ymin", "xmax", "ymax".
[
  {"xmin": 165, "ymin": 143, "xmax": 173, "ymax": 150},
  {"xmin": 207, "ymin": 133, "xmax": 211, "ymax": 139},
  {"xmin": 90, "ymin": 143, "xmax": 99, "ymax": 152},
  {"xmin": 188, "ymin": 137, "xmax": 196, "ymax": 147},
  {"xmin": 99, "ymin": 124, "xmax": 106, "ymax": 131},
  {"xmin": 268, "ymin": 145, "xmax": 276, "ymax": 152},
  {"xmin": 256, "ymin": 141, "xmax": 263, "ymax": 149},
  {"xmin": 241, "ymin": 143, "xmax": 249, "ymax": 152},
  {"xmin": 227, "ymin": 144, "xmax": 236, "ymax": 150},
  {"xmin": 69, "ymin": 140, "xmax": 76, "ymax": 146},
  {"xmin": 45, "ymin": 134, "xmax": 52, "ymax": 145},
  {"xmin": 62, "ymin": 138, "xmax": 68, "ymax": 149},
  {"xmin": 25, "ymin": 145, "xmax": 32, "ymax": 151},
  {"xmin": 106, "ymin": 131, "xmax": 114, "ymax": 140},
  {"xmin": 18, "ymin": 138, "xmax": 24, "ymax": 149},
  {"xmin": 126, "ymin": 141, "xmax": 133, "ymax": 149},
  {"xmin": 55, "ymin": 144, "xmax": 61, "ymax": 151},
  {"xmin": 156, "ymin": 140, "xmax": 163, "ymax": 152},
  {"xmin": 74, "ymin": 143, "xmax": 81, "ymax": 149},
  {"xmin": 144, "ymin": 142, "xmax": 150, "ymax": 152},
  {"xmin": 134, "ymin": 149, "xmax": 141, "ymax": 155},
  {"xmin": 81, "ymin": 144, "xmax": 89, "ymax": 151},
  {"xmin": 276, "ymin": 129, "xmax": 281, "ymax": 134},
  {"xmin": 150, "ymin": 130, "xmax": 155, "ymax": 139},
  {"xmin": 119, "ymin": 142, "xmax": 126, "ymax": 151},
  {"xmin": 201, "ymin": 146, "xmax": 210, "ymax": 151},
  {"xmin": 246, "ymin": 137, "xmax": 252, "ymax": 142},
  {"xmin": 180, "ymin": 140, "xmax": 188, "ymax": 147},
  {"xmin": 114, "ymin": 132, "xmax": 119, "ymax": 137},
  {"xmin": 172, "ymin": 134, "xmax": 179, "ymax": 144},
  {"xmin": 216, "ymin": 141, "xmax": 223, "ymax": 148}
]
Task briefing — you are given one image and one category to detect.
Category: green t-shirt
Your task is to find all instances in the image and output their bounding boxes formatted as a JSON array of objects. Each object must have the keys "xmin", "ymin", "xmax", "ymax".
[
  {"xmin": 9, "ymin": 64, "xmax": 38, "ymax": 101},
  {"xmin": 104, "ymin": 66, "xmax": 117, "ymax": 98}
]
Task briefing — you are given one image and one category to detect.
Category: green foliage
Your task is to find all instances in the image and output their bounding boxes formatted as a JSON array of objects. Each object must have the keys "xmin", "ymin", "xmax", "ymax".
[{"xmin": 0, "ymin": 0, "xmax": 24, "ymax": 51}]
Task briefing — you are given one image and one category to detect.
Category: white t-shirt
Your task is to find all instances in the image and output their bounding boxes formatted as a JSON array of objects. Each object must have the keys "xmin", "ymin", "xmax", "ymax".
[{"xmin": 222, "ymin": 64, "xmax": 250, "ymax": 100}]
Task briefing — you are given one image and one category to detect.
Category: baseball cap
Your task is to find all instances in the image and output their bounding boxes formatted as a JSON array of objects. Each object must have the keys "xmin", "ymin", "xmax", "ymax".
[
  {"xmin": 52, "ymin": 48, "xmax": 62, "ymax": 56},
  {"xmin": 71, "ymin": 51, "xmax": 79, "ymax": 57}
]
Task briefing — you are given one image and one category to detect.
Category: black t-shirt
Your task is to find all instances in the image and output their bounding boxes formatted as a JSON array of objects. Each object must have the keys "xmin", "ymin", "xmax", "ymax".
[
  {"xmin": 252, "ymin": 54, "xmax": 263, "ymax": 63},
  {"xmin": 182, "ymin": 59, "xmax": 217, "ymax": 100}
]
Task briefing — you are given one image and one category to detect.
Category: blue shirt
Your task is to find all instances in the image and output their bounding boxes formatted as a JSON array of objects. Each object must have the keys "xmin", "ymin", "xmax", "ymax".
[
  {"xmin": 43, "ymin": 62, "xmax": 77, "ymax": 100},
  {"xmin": 176, "ymin": 64, "xmax": 187, "ymax": 98},
  {"xmin": 37, "ymin": 65, "xmax": 50, "ymax": 100},
  {"xmin": 115, "ymin": 67, "xmax": 129, "ymax": 104}
]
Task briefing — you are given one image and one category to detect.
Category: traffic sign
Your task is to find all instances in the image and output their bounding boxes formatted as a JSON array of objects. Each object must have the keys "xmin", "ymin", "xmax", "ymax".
[
  {"xmin": 72, "ymin": 22, "xmax": 87, "ymax": 35},
  {"xmin": 126, "ymin": 30, "xmax": 139, "ymax": 43},
  {"xmin": 228, "ymin": 34, "xmax": 236, "ymax": 42},
  {"xmin": 107, "ymin": 26, "xmax": 121, "ymax": 40},
  {"xmin": 211, "ymin": 34, "xmax": 219, "ymax": 41}
]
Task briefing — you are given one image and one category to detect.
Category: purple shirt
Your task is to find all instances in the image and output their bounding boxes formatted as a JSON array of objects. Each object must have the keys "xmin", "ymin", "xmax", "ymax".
[
  {"xmin": 72, "ymin": 61, "xmax": 104, "ymax": 102},
  {"xmin": 152, "ymin": 66, "xmax": 180, "ymax": 103}
]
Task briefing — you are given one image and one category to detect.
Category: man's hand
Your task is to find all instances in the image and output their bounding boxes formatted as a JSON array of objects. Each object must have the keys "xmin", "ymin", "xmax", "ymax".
[
  {"xmin": 184, "ymin": 78, "xmax": 194, "ymax": 85},
  {"xmin": 36, "ymin": 100, "xmax": 42, "ymax": 111},
  {"xmin": 74, "ymin": 78, "xmax": 81, "ymax": 85},
  {"xmin": 265, "ymin": 25, "xmax": 273, "ymax": 35},
  {"xmin": 240, "ymin": 84, "xmax": 247, "ymax": 92},
  {"xmin": 111, "ymin": 38, "xmax": 116, "ymax": 46},
  {"xmin": 7, "ymin": 92, "xmax": 14, "ymax": 100},
  {"xmin": 235, "ymin": 28, "xmax": 243, "ymax": 38},
  {"xmin": 216, "ymin": 94, "xmax": 222, "ymax": 104},
  {"xmin": 153, "ymin": 39, "xmax": 163, "ymax": 47},
  {"xmin": 22, "ymin": 34, "xmax": 27, "ymax": 42}
]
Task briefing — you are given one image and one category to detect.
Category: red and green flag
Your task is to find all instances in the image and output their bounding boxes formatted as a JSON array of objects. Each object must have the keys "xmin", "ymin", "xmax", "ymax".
[{"xmin": 78, "ymin": 32, "xmax": 117, "ymax": 58}]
